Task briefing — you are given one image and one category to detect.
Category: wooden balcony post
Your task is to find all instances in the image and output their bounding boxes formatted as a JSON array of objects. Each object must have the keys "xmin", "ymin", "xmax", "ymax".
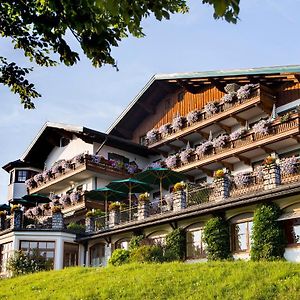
[
  {"xmin": 173, "ymin": 190, "xmax": 187, "ymax": 211},
  {"xmin": 263, "ymin": 163, "xmax": 281, "ymax": 190},
  {"xmin": 138, "ymin": 201, "xmax": 150, "ymax": 220}
]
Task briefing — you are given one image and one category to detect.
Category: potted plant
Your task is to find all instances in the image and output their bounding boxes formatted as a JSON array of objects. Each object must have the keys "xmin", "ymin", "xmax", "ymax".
[
  {"xmin": 171, "ymin": 113, "xmax": 185, "ymax": 131},
  {"xmin": 229, "ymin": 127, "xmax": 248, "ymax": 141},
  {"xmin": 214, "ymin": 169, "xmax": 225, "ymax": 179},
  {"xmin": 146, "ymin": 128, "xmax": 159, "ymax": 144},
  {"xmin": 138, "ymin": 192, "xmax": 150, "ymax": 202},
  {"xmin": 204, "ymin": 101, "xmax": 218, "ymax": 117},
  {"xmin": 279, "ymin": 156, "xmax": 298, "ymax": 175},
  {"xmin": 221, "ymin": 92, "xmax": 237, "ymax": 105},
  {"xmin": 236, "ymin": 84, "xmax": 256, "ymax": 101},
  {"xmin": 34, "ymin": 173, "xmax": 44, "ymax": 184},
  {"xmin": 252, "ymin": 119, "xmax": 272, "ymax": 135},
  {"xmin": 165, "ymin": 155, "xmax": 178, "ymax": 169},
  {"xmin": 173, "ymin": 181, "xmax": 186, "ymax": 192},
  {"xmin": 109, "ymin": 202, "xmax": 121, "ymax": 211},
  {"xmin": 186, "ymin": 110, "xmax": 200, "ymax": 125},
  {"xmin": 263, "ymin": 156, "xmax": 276, "ymax": 166},
  {"xmin": 280, "ymin": 112, "xmax": 291, "ymax": 123},
  {"xmin": 158, "ymin": 123, "xmax": 171, "ymax": 137},
  {"xmin": 11, "ymin": 204, "xmax": 21, "ymax": 212},
  {"xmin": 52, "ymin": 205, "xmax": 62, "ymax": 214},
  {"xmin": 195, "ymin": 141, "xmax": 213, "ymax": 156},
  {"xmin": 212, "ymin": 134, "xmax": 229, "ymax": 149}
]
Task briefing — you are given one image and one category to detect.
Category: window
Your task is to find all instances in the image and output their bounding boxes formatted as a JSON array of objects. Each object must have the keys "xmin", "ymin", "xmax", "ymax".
[
  {"xmin": 139, "ymin": 135, "xmax": 146, "ymax": 146},
  {"xmin": 89, "ymin": 243, "xmax": 105, "ymax": 267},
  {"xmin": 115, "ymin": 239, "xmax": 130, "ymax": 250},
  {"xmin": 232, "ymin": 221, "xmax": 253, "ymax": 252},
  {"xmin": 108, "ymin": 153, "xmax": 129, "ymax": 164},
  {"xmin": 20, "ymin": 240, "xmax": 55, "ymax": 269},
  {"xmin": 15, "ymin": 170, "xmax": 29, "ymax": 183},
  {"xmin": 186, "ymin": 228, "xmax": 206, "ymax": 259},
  {"xmin": 284, "ymin": 218, "xmax": 300, "ymax": 245},
  {"xmin": 0, "ymin": 242, "xmax": 13, "ymax": 273},
  {"xmin": 63, "ymin": 243, "xmax": 79, "ymax": 267}
]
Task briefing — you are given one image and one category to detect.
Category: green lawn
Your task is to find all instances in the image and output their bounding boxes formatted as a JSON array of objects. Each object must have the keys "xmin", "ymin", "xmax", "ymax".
[{"xmin": 0, "ymin": 261, "xmax": 300, "ymax": 300}]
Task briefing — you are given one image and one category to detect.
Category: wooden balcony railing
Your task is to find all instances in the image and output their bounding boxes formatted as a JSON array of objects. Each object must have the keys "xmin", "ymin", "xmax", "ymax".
[
  {"xmin": 146, "ymin": 85, "xmax": 274, "ymax": 149},
  {"xmin": 174, "ymin": 114, "xmax": 300, "ymax": 172},
  {"xmin": 28, "ymin": 154, "xmax": 140, "ymax": 194}
]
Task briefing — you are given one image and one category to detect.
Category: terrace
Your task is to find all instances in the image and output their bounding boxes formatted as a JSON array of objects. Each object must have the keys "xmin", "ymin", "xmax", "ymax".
[
  {"xmin": 1, "ymin": 156, "xmax": 300, "ymax": 235},
  {"xmin": 85, "ymin": 155, "xmax": 300, "ymax": 234}
]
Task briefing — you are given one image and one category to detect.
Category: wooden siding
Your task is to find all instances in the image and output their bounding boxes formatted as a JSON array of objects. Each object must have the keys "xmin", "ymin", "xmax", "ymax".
[
  {"xmin": 132, "ymin": 82, "xmax": 300, "ymax": 143},
  {"xmin": 277, "ymin": 82, "xmax": 300, "ymax": 106},
  {"xmin": 132, "ymin": 85, "xmax": 224, "ymax": 143}
]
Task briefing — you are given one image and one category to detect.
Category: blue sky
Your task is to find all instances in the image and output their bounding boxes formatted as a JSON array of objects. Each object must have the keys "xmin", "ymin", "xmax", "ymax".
[{"xmin": 1, "ymin": 0, "xmax": 300, "ymax": 203}]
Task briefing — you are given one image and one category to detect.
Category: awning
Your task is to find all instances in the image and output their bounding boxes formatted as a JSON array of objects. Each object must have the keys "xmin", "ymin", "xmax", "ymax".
[{"xmin": 277, "ymin": 210, "xmax": 300, "ymax": 221}]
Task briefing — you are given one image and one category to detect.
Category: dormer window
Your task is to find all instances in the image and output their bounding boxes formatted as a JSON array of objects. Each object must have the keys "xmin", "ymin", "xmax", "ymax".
[{"xmin": 60, "ymin": 137, "xmax": 70, "ymax": 147}]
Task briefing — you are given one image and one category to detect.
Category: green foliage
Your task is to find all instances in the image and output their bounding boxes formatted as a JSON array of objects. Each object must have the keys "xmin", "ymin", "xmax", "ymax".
[
  {"xmin": 109, "ymin": 249, "xmax": 130, "ymax": 266},
  {"xmin": 251, "ymin": 203, "xmax": 285, "ymax": 261},
  {"xmin": 66, "ymin": 222, "xmax": 85, "ymax": 234},
  {"xmin": 0, "ymin": 1, "xmax": 240, "ymax": 108},
  {"xmin": 129, "ymin": 234, "xmax": 144, "ymax": 250},
  {"xmin": 130, "ymin": 245, "xmax": 164, "ymax": 263},
  {"xmin": 165, "ymin": 228, "xmax": 186, "ymax": 261},
  {"xmin": 7, "ymin": 250, "xmax": 52, "ymax": 277},
  {"xmin": 1, "ymin": 262, "xmax": 300, "ymax": 299},
  {"xmin": 203, "ymin": 216, "xmax": 232, "ymax": 260}
]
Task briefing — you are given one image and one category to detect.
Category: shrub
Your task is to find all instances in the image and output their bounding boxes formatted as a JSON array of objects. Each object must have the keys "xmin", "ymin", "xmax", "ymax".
[
  {"xmin": 67, "ymin": 222, "xmax": 85, "ymax": 234},
  {"xmin": 129, "ymin": 235, "xmax": 144, "ymax": 250},
  {"xmin": 165, "ymin": 228, "xmax": 186, "ymax": 261},
  {"xmin": 109, "ymin": 249, "xmax": 130, "ymax": 266},
  {"xmin": 130, "ymin": 245, "xmax": 164, "ymax": 263},
  {"xmin": 203, "ymin": 216, "xmax": 232, "ymax": 260},
  {"xmin": 7, "ymin": 250, "xmax": 52, "ymax": 277},
  {"xmin": 251, "ymin": 203, "xmax": 285, "ymax": 261}
]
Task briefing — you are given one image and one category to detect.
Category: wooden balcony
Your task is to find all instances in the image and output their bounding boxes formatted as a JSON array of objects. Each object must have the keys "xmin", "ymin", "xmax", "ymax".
[
  {"xmin": 147, "ymin": 85, "xmax": 274, "ymax": 150},
  {"xmin": 174, "ymin": 114, "xmax": 300, "ymax": 173},
  {"xmin": 28, "ymin": 155, "xmax": 137, "ymax": 194}
]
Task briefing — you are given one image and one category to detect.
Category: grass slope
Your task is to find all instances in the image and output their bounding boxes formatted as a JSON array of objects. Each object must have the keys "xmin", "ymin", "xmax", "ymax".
[{"xmin": 0, "ymin": 261, "xmax": 300, "ymax": 300}]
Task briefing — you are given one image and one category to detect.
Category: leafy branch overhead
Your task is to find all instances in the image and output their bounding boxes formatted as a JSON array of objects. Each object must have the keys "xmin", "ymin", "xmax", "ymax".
[{"xmin": 0, "ymin": 0, "xmax": 240, "ymax": 108}]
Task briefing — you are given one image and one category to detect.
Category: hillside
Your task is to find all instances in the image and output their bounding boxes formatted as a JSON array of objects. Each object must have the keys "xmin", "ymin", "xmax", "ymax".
[{"xmin": 0, "ymin": 261, "xmax": 300, "ymax": 300}]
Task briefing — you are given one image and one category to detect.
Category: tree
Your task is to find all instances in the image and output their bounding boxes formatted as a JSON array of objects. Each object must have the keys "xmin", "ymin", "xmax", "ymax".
[{"xmin": 0, "ymin": 0, "xmax": 240, "ymax": 108}]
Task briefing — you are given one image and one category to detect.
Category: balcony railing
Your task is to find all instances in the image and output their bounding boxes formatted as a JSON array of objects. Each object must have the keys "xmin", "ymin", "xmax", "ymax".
[
  {"xmin": 173, "ymin": 113, "xmax": 300, "ymax": 172},
  {"xmin": 85, "ymin": 156, "xmax": 300, "ymax": 233},
  {"xmin": 27, "ymin": 154, "xmax": 140, "ymax": 193},
  {"xmin": 145, "ymin": 85, "xmax": 274, "ymax": 148}
]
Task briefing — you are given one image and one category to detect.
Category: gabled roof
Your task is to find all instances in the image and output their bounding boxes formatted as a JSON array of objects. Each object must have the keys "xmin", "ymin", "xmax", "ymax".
[
  {"xmin": 3, "ymin": 122, "xmax": 157, "ymax": 171},
  {"xmin": 107, "ymin": 65, "xmax": 300, "ymax": 139}
]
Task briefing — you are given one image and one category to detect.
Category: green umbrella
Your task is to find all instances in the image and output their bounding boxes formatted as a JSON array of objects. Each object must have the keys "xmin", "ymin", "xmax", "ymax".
[
  {"xmin": 107, "ymin": 178, "xmax": 152, "ymax": 220},
  {"xmin": 22, "ymin": 194, "xmax": 51, "ymax": 205},
  {"xmin": 135, "ymin": 167, "xmax": 186, "ymax": 208},
  {"xmin": 85, "ymin": 187, "xmax": 127, "ymax": 217},
  {"xmin": 11, "ymin": 198, "xmax": 36, "ymax": 207}
]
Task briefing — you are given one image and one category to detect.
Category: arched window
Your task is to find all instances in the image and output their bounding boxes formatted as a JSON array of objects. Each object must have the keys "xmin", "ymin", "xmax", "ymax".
[
  {"xmin": 186, "ymin": 224, "xmax": 206, "ymax": 259},
  {"xmin": 147, "ymin": 231, "xmax": 168, "ymax": 246},
  {"xmin": 230, "ymin": 213, "xmax": 253, "ymax": 253},
  {"xmin": 115, "ymin": 238, "xmax": 130, "ymax": 250},
  {"xmin": 89, "ymin": 243, "xmax": 105, "ymax": 267}
]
